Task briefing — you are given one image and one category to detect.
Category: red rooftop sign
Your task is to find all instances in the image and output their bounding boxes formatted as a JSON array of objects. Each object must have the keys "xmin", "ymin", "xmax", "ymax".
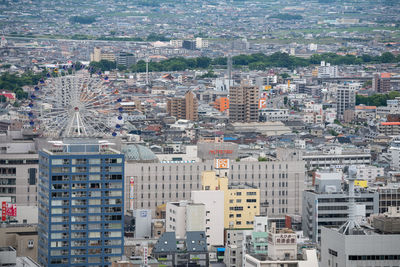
[{"xmin": 209, "ymin": 150, "xmax": 233, "ymax": 155}]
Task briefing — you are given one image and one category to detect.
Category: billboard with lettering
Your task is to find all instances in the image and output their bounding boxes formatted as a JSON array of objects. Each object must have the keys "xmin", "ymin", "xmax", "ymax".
[{"xmin": 214, "ymin": 159, "xmax": 229, "ymax": 169}]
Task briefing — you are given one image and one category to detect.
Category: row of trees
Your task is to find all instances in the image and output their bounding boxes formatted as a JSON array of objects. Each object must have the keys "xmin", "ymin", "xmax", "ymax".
[
  {"xmin": 69, "ymin": 16, "xmax": 97, "ymax": 24},
  {"xmin": 0, "ymin": 72, "xmax": 45, "ymax": 99},
  {"xmin": 120, "ymin": 52, "xmax": 400, "ymax": 72},
  {"xmin": 309, "ymin": 52, "xmax": 399, "ymax": 65},
  {"xmin": 89, "ymin": 60, "xmax": 117, "ymax": 72},
  {"xmin": 269, "ymin": 13, "xmax": 303, "ymax": 20},
  {"xmin": 356, "ymin": 91, "xmax": 400, "ymax": 107}
]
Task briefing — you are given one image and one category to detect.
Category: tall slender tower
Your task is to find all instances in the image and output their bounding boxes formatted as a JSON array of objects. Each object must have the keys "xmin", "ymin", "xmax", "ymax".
[{"xmin": 338, "ymin": 165, "xmax": 363, "ymax": 235}]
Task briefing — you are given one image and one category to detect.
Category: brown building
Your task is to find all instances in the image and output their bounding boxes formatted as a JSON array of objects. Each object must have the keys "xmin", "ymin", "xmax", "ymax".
[
  {"xmin": 373, "ymin": 73, "xmax": 392, "ymax": 93},
  {"xmin": 120, "ymin": 100, "xmax": 143, "ymax": 113},
  {"xmin": 229, "ymin": 84, "xmax": 259, "ymax": 122},
  {"xmin": 378, "ymin": 122, "xmax": 400, "ymax": 136},
  {"xmin": 167, "ymin": 91, "xmax": 198, "ymax": 121},
  {"xmin": 0, "ymin": 224, "xmax": 38, "ymax": 262}
]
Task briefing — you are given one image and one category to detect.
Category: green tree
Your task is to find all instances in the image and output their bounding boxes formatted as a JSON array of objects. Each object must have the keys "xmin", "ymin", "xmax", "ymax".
[
  {"xmin": 280, "ymin": 73, "xmax": 290, "ymax": 79},
  {"xmin": 89, "ymin": 60, "xmax": 116, "ymax": 71},
  {"xmin": 117, "ymin": 65, "xmax": 127, "ymax": 71},
  {"xmin": 69, "ymin": 16, "xmax": 96, "ymax": 24},
  {"xmin": 196, "ymin": 57, "xmax": 211, "ymax": 68},
  {"xmin": 380, "ymin": 52, "xmax": 396, "ymax": 63}
]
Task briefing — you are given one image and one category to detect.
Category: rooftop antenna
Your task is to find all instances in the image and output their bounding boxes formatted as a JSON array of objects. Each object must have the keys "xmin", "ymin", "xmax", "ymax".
[
  {"xmin": 145, "ymin": 57, "xmax": 149, "ymax": 86},
  {"xmin": 338, "ymin": 165, "xmax": 364, "ymax": 235},
  {"xmin": 227, "ymin": 55, "xmax": 232, "ymax": 81},
  {"xmin": 227, "ymin": 41, "xmax": 233, "ymax": 92}
]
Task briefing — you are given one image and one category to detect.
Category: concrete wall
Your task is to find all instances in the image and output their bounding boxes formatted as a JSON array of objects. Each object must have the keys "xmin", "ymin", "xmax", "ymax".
[
  {"xmin": 125, "ymin": 159, "xmax": 306, "ymax": 219},
  {"xmin": 166, "ymin": 202, "xmax": 187, "ymax": 239},
  {"xmin": 16, "ymin": 206, "xmax": 38, "ymax": 224},
  {"xmin": 321, "ymin": 227, "xmax": 400, "ymax": 267},
  {"xmin": 186, "ymin": 204, "xmax": 205, "ymax": 232},
  {"xmin": 191, "ymin": 190, "xmax": 224, "ymax": 247},
  {"xmin": 0, "ymin": 226, "xmax": 38, "ymax": 262}
]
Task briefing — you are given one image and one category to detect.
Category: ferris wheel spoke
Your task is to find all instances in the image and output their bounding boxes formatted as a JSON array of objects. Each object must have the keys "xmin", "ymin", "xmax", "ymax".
[{"xmin": 28, "ymin": 72, "xmax": 123, "ymax": 137}]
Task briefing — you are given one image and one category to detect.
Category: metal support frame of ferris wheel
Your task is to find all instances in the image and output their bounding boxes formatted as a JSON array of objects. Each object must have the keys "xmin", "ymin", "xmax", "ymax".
[{"xmin": 33, "ymin": 71, "xmax": 120, "ymax": 138}]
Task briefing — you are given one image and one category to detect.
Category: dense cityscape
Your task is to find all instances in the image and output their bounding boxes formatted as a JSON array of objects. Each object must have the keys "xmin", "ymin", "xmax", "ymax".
[{"xmin": 1, "ymin": 0, "xmax": 400, "ymax": 266}]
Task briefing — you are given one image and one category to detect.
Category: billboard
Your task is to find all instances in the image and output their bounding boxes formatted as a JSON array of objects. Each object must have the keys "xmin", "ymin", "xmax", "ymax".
[
  {"xmin": 2, "ymin": 202, "xmax": 17, "ymax": 221},
  {"xmin": 197, "ymin": 143, "xmax": 238, "ymax": 161},
  {"xmin": 129, "ymin": 176, "xmax": 135, "ymax": 210},
  {"xmin": 143, "ymin": 246, "xmax": 148, "ymax": 265},
  {"xmin": 354, "ymin": 180, "xmax": 367, "ymax": 188},
  {"xmin": 264, "ymin": 85, "xmax": 271, "ymax": 90},
  {"xmin": 259, "ymin": 98, "xmax": 267, "ymax": 109},
  {"xmin": 1, "ymin": 202, "xmax": 5, "ymax": 221},
  {"xmin": 214, "ymin": 159, "xmax": 229, "ymax": 169}
]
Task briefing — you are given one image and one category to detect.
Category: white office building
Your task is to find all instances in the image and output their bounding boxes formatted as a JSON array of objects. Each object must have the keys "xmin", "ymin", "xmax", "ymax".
[
  {"xmin": 259, "ymin": 109, "xmax": 289, "ymax": 122},
  {"xmin": 191, "ymin": 190, "xmax": 224, "ymax": 247},
  {"xmin": 166, "ymin": 201, "xmax": 205, "ymax": 239},
  {"xmin": 321, "ymin": 211, "xmax": 400, "ymax": 267},
  {"xmin": 356, "ymin": 165, "xmax": 384, "ymax": 184},
  {"xmin": 336, "ymin": 84, "xmax": 356, "ymax": 119},
  {"xmin": 318, "ymin": 61, "xmax": 338, "ymax": 78}
]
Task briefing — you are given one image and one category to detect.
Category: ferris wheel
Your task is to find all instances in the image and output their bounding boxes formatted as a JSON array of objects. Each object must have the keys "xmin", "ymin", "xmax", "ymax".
[{"xmin": 27, "ymin": 68, "xmax": 124, "ymax": 138}]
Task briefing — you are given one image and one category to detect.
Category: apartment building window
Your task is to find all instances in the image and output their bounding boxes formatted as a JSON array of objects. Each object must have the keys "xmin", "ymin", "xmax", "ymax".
[{"xmin": 28, "ymin": 168, "xmax": 37, "ymax": 185}]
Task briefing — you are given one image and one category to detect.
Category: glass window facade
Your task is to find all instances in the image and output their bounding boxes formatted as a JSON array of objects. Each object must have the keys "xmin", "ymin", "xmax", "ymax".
[{"xmin": 38, "ymin": 149, "xmax": 124, "ymax": 267}]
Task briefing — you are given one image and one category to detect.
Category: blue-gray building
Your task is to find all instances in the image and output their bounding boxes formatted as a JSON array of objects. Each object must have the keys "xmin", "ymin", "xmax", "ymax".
[{"xmin": 38, "ymin": 139, "xmax": 124, "ymax": 266}]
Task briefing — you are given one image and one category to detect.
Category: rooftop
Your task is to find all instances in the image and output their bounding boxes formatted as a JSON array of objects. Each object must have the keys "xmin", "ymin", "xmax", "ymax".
[{"xmin": 42, "ymin": 138, "xmax": 120, "ymax": 155}]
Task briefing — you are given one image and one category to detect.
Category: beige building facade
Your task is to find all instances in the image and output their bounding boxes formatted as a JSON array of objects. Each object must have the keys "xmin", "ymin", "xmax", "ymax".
[
  {"xmin": 124, "ymin": 156, "xmax": 305, "ymax": 219},
  {"xmin": 0, "ymin": 225, "xmax": 38, "ymax": 262}
]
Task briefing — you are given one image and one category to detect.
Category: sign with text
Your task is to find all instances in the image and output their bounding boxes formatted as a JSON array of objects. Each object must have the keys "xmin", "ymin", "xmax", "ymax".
[
  {"xmin": 143, "ymin": 246, "xmax": 148, "ymax": 266},
  {"xmin": 6, "ymin": 204, "xmax": 16, "ymax": 217},
  {"xmin": 259, "ymin": 98, "xmax": 267, "ymax": 109},
  {"xmin": 214, "ymin": 158, "xmax": 229, "ymax": 169},
  {"xmin": 209, "ymin": 149, "xmax": 233, "ymax": 155},
  {"xmin": 129, "ymin": 177, "xmax": 134, "ymax": 211},
  {"xmin": 1, "ymin": 202, "xmax": 6, "ymax": 221}
]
